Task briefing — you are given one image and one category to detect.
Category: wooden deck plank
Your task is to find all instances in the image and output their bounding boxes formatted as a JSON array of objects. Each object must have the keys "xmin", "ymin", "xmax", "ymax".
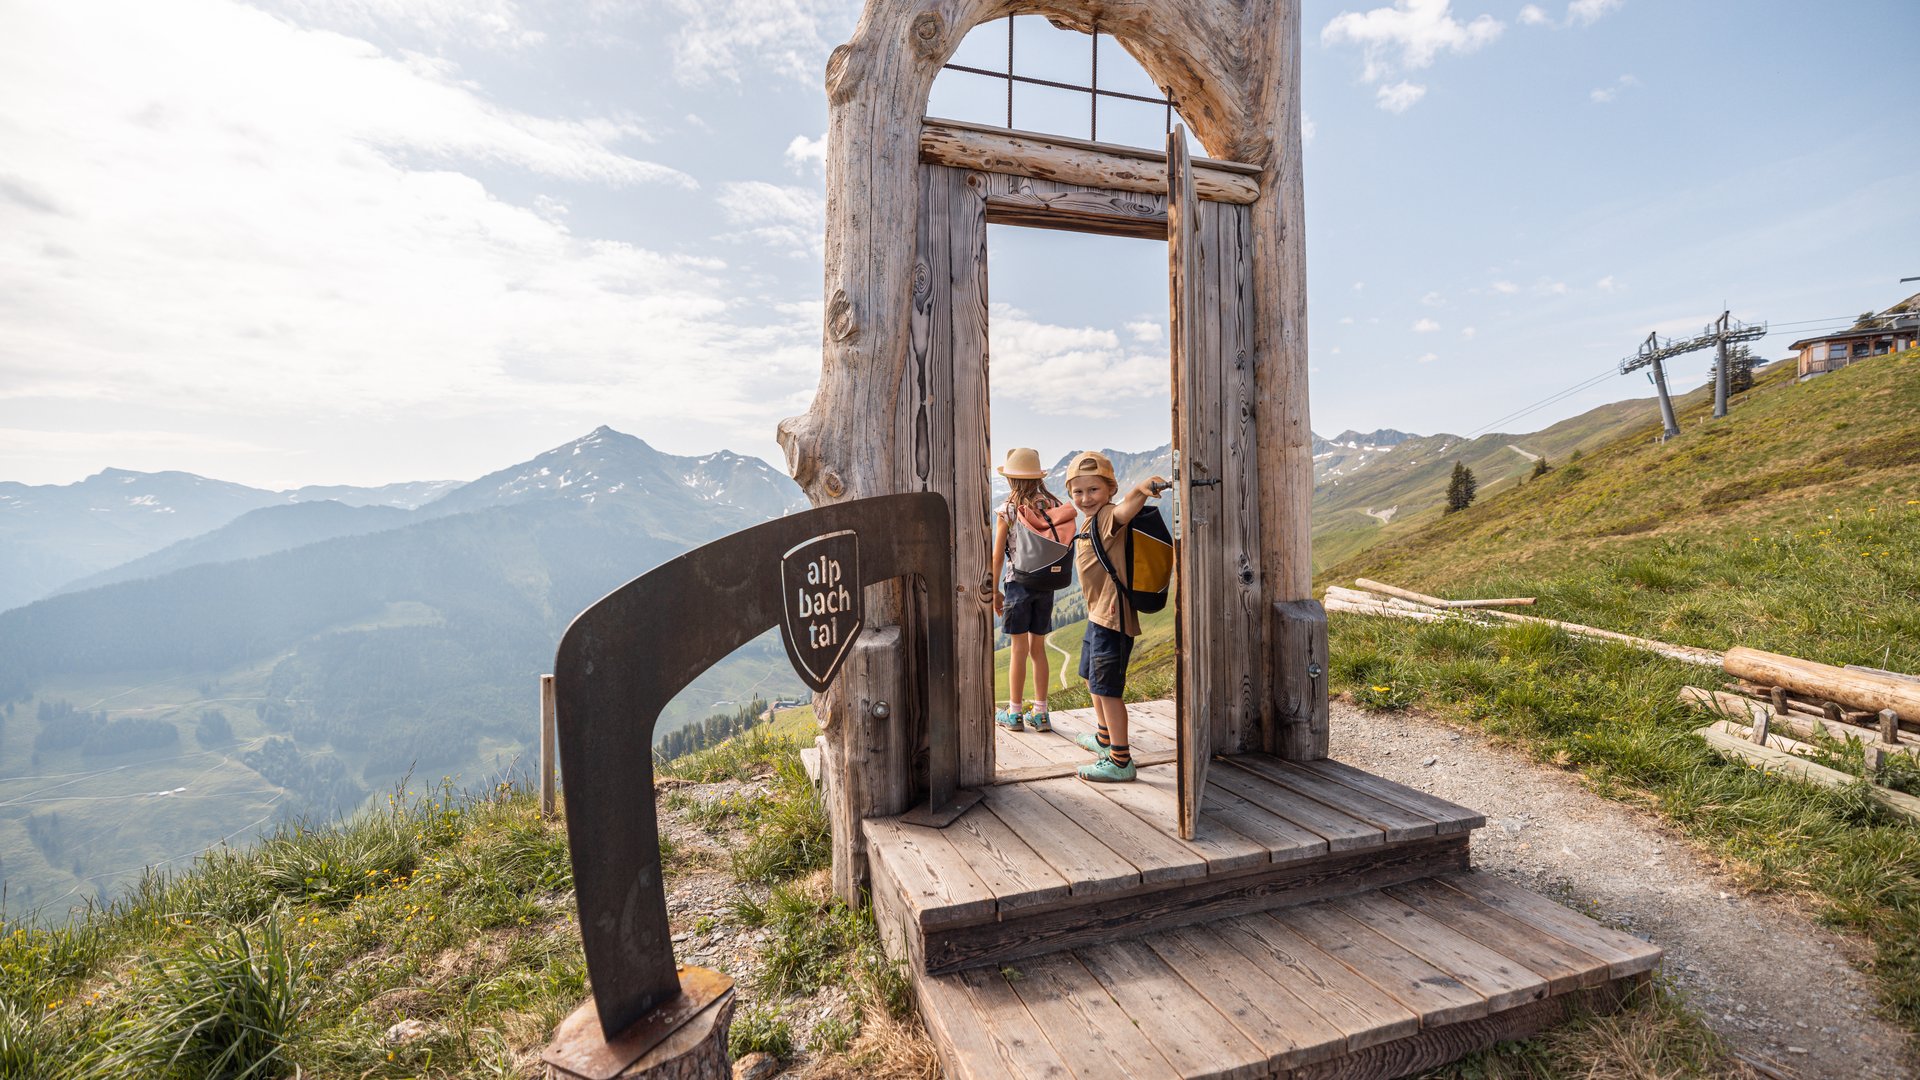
[
  {"xmin": 1221, "ymin": 912, "xmax": 1420, "ymax": 1051},
  {"xmin": 918, "ymin": 837, "xmax": 1469, "ymax": 976},
  {"xmin": 955, "ymin": 966, "xmax": 1077, "ymax": 1080},
  {"xmin": 1233, "ymin": 756, "xmax": 1441, "ymax": 841},
  {"xmin": 981, "ymin": 784, "xmax": 1143, "ymax": 897},
  {"xmin": 1130, "ymin": 699, "xmax": 1180, "ymax": 741},
  {"xmin": 1335, "ymin": 892, "xmax": 1550, "ymax": 1012},
  {"xmin": 1003, "ymin": 952, "xmax": 1181, "ymax": 1080},
  {"xmin": 1196, "ymin": 773, "xmax": 1330, "ymax": 863},
  {"xmin": 1147, "ymin": 924, "xmax": 1348, "ymax": 1071},
  {"xmin": 1083, "ymin": 768, "xmax": 1270, "ymax": 874},
  {"xmin": 1074, "ymin": 937, "xmax": 1269, "ymax": 1080},
  {"xmin": 1434, "ymin": 872, "xmax": 1662, "ymax": 980},
  {"xmin": 1207, "ymin": 764, "xmax": 1380, "ymax": 853},
  {"xmin": 1297, "ymin": 758, "xmax": 1486, "ymax": 834},
  {"xmin": 863, "ymin": 817, "xmax": 997, "ymax": 928},
  {"xmin": 1279, "ymin": 901, "xmax": 1488, "ymax": 1027},
  {"xmin": 1049, "ymin": 705, "xmax": 1178, "ymax": 756},
  {"xmin": 994, "ymin": 726, "xmax": 1060, "ymax": 772},
  {"xmin": 942, "ymin": 799, "xmax": 1073, "ymax": 912},
  {"xmin": 994, "ymin": 751, "xmax": 1176, "ymax": 785},
  {"xmin": 1027, "ymin": 777, "xmax": 1210, "ymax": 885},
  {"xmin": 1385, "ymin": 879, "xmax": 1609, "ymax": 994},
  {"xmin": 918, "ymin": 964, "xmax": 1036, "ymax": 1080}
]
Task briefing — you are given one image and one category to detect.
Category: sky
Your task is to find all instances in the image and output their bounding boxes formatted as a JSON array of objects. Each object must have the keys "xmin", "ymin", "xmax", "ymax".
[{"xmin": 1, "ymin": 0, "xmax": 1915, "ymax": 489}]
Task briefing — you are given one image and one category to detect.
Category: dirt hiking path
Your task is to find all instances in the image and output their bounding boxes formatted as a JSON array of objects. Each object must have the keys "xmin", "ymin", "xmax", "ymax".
[{"xmin": 1329, "ymin": 702, "xmax": 1913, "ymax": 1080}]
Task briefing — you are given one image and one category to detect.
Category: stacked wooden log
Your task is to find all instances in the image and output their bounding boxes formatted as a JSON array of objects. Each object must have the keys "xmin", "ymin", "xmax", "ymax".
[{"xmin": 1329, "ymin": 578, "xmax": 1920, "ymax": 819}]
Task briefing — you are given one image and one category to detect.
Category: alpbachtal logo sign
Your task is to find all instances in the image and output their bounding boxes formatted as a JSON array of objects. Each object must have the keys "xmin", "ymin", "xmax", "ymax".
[{"xmin": 778, "ymin": 530, "xmax": 863, "ymax": 691}]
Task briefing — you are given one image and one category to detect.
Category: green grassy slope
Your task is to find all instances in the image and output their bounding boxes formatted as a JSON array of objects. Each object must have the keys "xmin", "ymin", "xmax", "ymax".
[
  {"xmin": 1326, "ymin": 350, "xmax": 1920, "ymax": 671},
  {"xmin": 1309, "ymin": 372, "xmax": 1751, "ymax": 573},
  {"xmin": 1321, "ymin": 348, "xmax": 1920, "ymax": 1037}
]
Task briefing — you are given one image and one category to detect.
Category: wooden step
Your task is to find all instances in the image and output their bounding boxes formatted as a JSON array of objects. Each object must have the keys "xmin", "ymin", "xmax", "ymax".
[
  {"xmin": 912, "ymin": 871, "xmax": 1662, "ymax": 1080},
  {"xmin": 866, "ymin": 752, "xmax": 1484, "ymax": 975}
]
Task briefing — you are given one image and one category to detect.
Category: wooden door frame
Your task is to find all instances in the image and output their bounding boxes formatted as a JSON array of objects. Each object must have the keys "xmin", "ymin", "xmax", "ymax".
[{"xmin": 911, "ymin": 123, "xmax": 1265, "ymax": 790}]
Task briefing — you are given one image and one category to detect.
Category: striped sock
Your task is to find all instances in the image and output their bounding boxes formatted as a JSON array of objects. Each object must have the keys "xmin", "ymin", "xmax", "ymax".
[
  {"xmin": 1095, "ymin": 722, "xmax": 1111, "ymax": 749},
  {"xmin": 1109, "ymin": 743, "xmax": 1131, "ymax": 766}
]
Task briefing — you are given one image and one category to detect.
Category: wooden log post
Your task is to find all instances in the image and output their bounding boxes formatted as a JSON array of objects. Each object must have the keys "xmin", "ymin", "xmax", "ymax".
[
  {"xmin": 540, "ymin": 673, "xmax": 558, "ymax": 818},
  {"xmin": 824, "ymin": 627, "xmax": 911, "ymax": 903},
  {"xmin": 1770, "ymin": 686, "xmax": 1790, "ymax": 723},
  {"xmin": 1883, "ymin": 710, "xmax": 1902, "ymax": 746},
  {"xmin": 1749, "ymin": 708, "xmax": 1770, "ymax": 746},
  {"xmin": 1724, "ymin": 647, "xmax": 1920, "ymax": 724},
  {"xmin": 545, "ymin": 989, "xmax": 735, "ymax": 1080},
  {"xmin": 1272, "ymin": 600, "xmax": 1328, "ymax": 759}
]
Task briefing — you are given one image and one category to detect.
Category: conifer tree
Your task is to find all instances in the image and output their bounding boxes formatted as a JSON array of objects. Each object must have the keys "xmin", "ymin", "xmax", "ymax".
[
  {"xmin": 1530, "ymin": 456, "xmax": 1549, "ymax": 480},
  {"xmin": 1446, "ymin": 461, "xmax": 1477, "ymax": 513}
]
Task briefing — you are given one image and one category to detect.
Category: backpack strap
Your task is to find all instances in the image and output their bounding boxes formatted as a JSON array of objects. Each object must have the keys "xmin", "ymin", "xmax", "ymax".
[{"xmin": 1080, "ymin": 507, "xmax": 1135, "ymax": 623}]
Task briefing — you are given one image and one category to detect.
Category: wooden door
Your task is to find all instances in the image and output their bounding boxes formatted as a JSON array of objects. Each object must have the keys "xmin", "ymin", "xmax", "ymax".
[{"xmin": 1169, "ymin": 128, "xmax": 1211, "ymax": 840}]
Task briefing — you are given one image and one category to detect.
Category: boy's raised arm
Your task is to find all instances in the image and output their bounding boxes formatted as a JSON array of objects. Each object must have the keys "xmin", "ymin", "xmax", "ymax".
[{"xmin": 1111, "ymin": 475, "xmax": 1167, "ymax": 525}]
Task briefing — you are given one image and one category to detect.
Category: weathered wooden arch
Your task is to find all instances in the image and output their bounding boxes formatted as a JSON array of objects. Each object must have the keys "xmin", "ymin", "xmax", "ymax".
[{"xmin": 779, "ymin": 0, "xmax": 1320, "ymax": 900}]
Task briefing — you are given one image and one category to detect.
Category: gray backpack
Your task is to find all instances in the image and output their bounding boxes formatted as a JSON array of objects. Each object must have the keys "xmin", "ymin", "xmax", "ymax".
[{"xmin": 1007, "ymin": 502, "xmax": 1077, "ymax": 591}]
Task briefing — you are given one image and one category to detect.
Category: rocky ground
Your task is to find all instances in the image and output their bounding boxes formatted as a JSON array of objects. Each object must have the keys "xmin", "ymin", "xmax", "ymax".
[{"xmin": 1330, "ymin": 700, "xmax": 1915, "ymax": 1080}]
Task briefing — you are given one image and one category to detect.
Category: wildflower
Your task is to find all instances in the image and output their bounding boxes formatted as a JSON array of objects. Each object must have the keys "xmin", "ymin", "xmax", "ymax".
[{"xmin": 1370, "ymin": 685, "xmax": 1391, "ymax": 693}]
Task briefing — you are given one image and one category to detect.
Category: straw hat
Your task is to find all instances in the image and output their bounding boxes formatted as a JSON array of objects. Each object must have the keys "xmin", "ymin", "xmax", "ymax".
[
  {"xmin": 996, "ymin": 447, "xmax": 1046, "ymax": 479},
  {"xmin": 1064, "ymin": 451, "xmax": 1116, "ymax": 486}
]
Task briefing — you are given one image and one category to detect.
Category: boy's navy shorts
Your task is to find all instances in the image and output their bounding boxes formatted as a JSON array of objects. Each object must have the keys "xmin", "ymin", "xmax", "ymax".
[
  {"xmin": 1078, "ymin": 622, "xmax": 1135, "ymax": 699},
  {"xmin": 1000, "ymin": 580, "xmax": 1054, "ymax": 636}
]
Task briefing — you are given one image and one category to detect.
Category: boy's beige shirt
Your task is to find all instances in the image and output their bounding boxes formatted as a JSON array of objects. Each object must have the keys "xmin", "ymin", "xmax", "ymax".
[{"xmin": 1075, "ymin": 506, "xmax": 1141, "ymax": 637}]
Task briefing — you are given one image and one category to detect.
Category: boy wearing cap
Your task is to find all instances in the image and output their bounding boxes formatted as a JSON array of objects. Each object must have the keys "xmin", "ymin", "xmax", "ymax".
[{"xmin": 1063, "ymin": 450, "xmax": 1166, "ymax": 783}]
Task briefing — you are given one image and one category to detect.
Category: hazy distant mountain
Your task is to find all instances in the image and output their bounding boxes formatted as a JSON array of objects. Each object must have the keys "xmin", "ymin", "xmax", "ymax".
[
  {"xmin": 52, "ymin": 500, "xmax": 412, "ymax": 596},
  {"xmin": 1312, "ymin": 429, "xmax": 1418, "ymax": 454},
  {"xmin": 0, "ymin": 428, "xmax": 809, "ymax": 912},
  {"xmin": 0, "ymin": 469, "xmax": 286, "ymax": 611},
  {"xmin": 421, "ymin": 426, "xmax": 807, "ymax": 535},
  {"xmin": 284, "ymin": 480, "xmax": 462, "ymax": 509}
]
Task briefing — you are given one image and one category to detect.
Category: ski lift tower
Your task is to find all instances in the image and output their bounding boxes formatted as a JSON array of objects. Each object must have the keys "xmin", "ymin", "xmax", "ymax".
[{"xmin": 1620, "ymin": 310, "xmax": 1769, "ymax": 436}]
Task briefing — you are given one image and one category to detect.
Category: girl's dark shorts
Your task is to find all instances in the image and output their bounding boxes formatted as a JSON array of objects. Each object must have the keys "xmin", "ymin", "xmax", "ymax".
[
  {"xmin": 1000, "ymin": 580, "xmax": 1055, "ymax": 636},
  {"xmin": 1078, "ymin": 622, "xmax": 1135, "ymax": 699}
]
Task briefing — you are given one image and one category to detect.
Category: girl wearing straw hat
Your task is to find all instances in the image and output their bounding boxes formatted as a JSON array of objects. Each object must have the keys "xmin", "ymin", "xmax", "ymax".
[{"xmin": 990, "ymin": 447, "xmax": 1074, "ymax": 733}]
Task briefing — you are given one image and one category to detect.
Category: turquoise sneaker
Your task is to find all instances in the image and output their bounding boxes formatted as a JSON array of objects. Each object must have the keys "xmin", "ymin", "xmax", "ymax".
[
  {"xmin": 994, "ymin": 707, "xmax": 1025, "ymax": 731},
  {"xmin": 1073, "ymin": 733, "xmax": 1109, "ymax": 758},
  {"xmin": 1077, "ymin": 757, "xmax": 1136, "ymax": 783},
  {"xmin": 1023, "ymin": 704, "xmax": 1052, "ymax": 733}
]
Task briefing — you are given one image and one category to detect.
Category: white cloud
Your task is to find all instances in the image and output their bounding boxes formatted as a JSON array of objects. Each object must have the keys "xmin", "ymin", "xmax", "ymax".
[
  {"xmin": 1302, "ymin": 114, "xmax": 1319, "ymax": 144},
  {"xmin": 661, "ymin": 0, "xmax": 850, "ymax": 85},
  {"xmin": 1589, "ymin": 73, "xmax": 1639, "ymax": 103},
  {"xmin": 1517, "ymin": 4, "xmax": 1550, "ymax": 25},
  {"xmin": 1491, "ymin": 280, "xmax": 1519, "ymax": 294},
  {"xmin": 716, "ymin": 180, "xmax": 825, "ymax": 256},
  {"xmin": 1596, "ymin": 275, "xmax": 1619, "ymax": 292},
  {"xmin": 1413, "ymin": 318, "xmax": 1441, "ymax": 332},
  {"xmin": 1330, "ymin": 347, "xmax": 1343, "ymax": 355},
  {"xmin": 989, "ymin": 304, "xmax": 1167, "ymax": 417},
  {"xmin": 1126, "ymin": 319, "xmax": 1165, "ymax": 343},
  {"xmin": 1321, "ymin": 1, "xmax": 1505, "ymax": 83},
  {"xmin": 0, "ymin": 0, "xmax": 822, "ymax": 453},
  {"xmin": 784, "ymin": 132, "xmax": 827, "ymax": 172},
  {"xmin": 1537, "ymin": 280, "xmax": 1570, "ymax": 295},
  {"xmin": 1339, "ymin": 316, "xmax": 1357, "ymax": 325},
  {"xmin": 1416, "ymin": 352, "xmax": 1439, "ymax": 363},
  {"xmin": 270, "ymin": 0, "xmax": 545, "ymax": 49},
  {"xmin": 1353, "ymin": 281, "xmax": 1367, "ymax": 292},
  {"xmin": 1420, "ymin": 290, "xmax": 1445, "ymax": 307},
  {"xmin": 1567, "ymin": 0, "xmax": 1623, "ymax": 27},
  {"xmin": 1376, "ymin": 81, "xmax": 1429, "ymax": 113},
  {"xmin": 1460, "ymin": 326, "xmax": 1477, "ymax": 339}
]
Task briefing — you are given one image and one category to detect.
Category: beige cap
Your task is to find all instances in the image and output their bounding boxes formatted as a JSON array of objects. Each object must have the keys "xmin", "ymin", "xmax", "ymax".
[
  {"xmin": 996, "ymin": 447, "xmax": 1046, "ymax": 479},
  {"xmin": 1064, "ymin": 451, "xmax": 1116, "ymax": 486}
]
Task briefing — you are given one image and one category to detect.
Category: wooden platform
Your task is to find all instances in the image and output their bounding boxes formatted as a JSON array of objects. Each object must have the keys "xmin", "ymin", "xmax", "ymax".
[
  {"xmin": 866, "ymin": 702, "xmax": 1661, "ymax": 1078},
  {"xmin": 867, "ymin": 706, "xmax": 1485, "ymax": 976},
  {"xmin": 914, "ymin": 872, "xmax": 1660, "ymax": 1080}
]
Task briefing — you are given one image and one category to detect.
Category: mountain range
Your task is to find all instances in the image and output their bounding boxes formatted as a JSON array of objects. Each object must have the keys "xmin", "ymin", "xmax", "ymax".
[{"xmin": 0, "ymin": 428, "xmax": 808, "ymax": 913}]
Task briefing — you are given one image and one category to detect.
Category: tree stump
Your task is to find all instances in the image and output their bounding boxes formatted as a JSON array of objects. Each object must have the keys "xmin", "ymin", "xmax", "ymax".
[{"xmin": 545, "ymin": 988, "xmax": 735, "ymax": 1080}]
